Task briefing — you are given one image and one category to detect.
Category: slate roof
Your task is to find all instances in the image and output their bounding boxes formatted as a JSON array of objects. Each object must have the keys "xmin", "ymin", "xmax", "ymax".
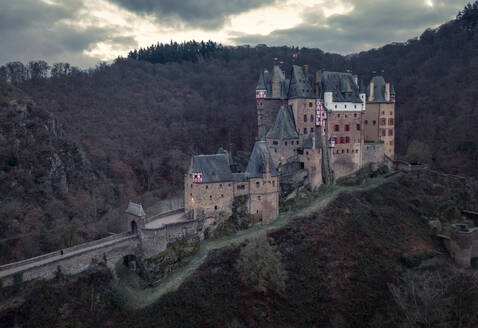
[
  {"xmin": 245, "ymin": 141, "xmax": 279, "ymax": 178},
  {"xmin": 192, "ymin": 154, "xmax": 233, "ymax": 183},
  {"xmin": 256, "ymin": 67, "xmax": 289, "ymax": 99},
  {"xmin": 367, "ymin": 75, "xmax": 388, "ymax": 103},
  {"xmin": 126, "ymin": 201, "xmax": 146, "ymax": 217},
  {"xmin": 266, "ymin": 105, "xmax": 299, "ymax": 140},
  {"xmin": 303, "ymin": 132, "xmax": 323, "ymax": 149},
  {"xmin": 287, "ymin": 65, "xmax": 315, "ymax": 98},
  {"xmin": 321, "ymin": 71, "xmax": 362, "ymax": 103}
]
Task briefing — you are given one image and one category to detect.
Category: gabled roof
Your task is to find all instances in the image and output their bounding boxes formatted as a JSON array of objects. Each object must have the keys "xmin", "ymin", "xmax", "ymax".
[
  {"xmin": 266, "ymin": 105, "xmax": 299, "ymax": 140},
  {"xmin": 367, "ymin": 75, "xmax": 388, "ymax": 103},
  {"xmin": 192, "ymin": 154, "xmax": 233, "ymax": 183},
  {"xmin": 288, "ymin": 65, "xmax": 315, "ymax": 98},
  {"xmin": 303, "ymin": 132, "xmax": 322, "ymax": 149},
  {"xmin": 126, "ymin": 201, "xmax": 146, "ymax": 217},
  {"xmin": 245, "ymin": 141, "xmax": 279, "ymax": 178},
  {"xmin": 321, "ymin": 71, "xmax": 362, "ymax": 103}
]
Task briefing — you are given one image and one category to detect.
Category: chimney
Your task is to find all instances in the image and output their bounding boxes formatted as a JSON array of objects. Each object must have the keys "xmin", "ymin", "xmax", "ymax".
[
  {"xmin": 353, "ymin": 74, "xmax": 358, "ymax": 86},
  {"xmin": 368, "ymin": 81, "xmax": 374, "ymax": 102},
  {"xmin": 385, "ymin": 83, "xmax": 390, "ymax": 102},
  {"xmin": 315, "ymin": 70, "xmax": 322, "ymax": 97}
]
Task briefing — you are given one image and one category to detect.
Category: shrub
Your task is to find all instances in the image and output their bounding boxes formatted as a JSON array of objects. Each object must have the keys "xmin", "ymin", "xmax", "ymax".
[{"xmin": 235, "ymin": 233, "xmax": 287, "ymax": 294}]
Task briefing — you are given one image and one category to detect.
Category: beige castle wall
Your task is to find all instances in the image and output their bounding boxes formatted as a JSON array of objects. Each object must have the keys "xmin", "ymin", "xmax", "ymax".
[
  {"xmin": 184, "ymin": 176, "xmax": 234, "ymax": 221},
  {"xmin": 248, "ymin": 175, "xmax": 279, "ymax": 225},
  {"xmin": 327, "ymin": 110, "xmax": 363, "ymax": 178},
  {"xmin": 300, "ymin": 148, "xmax": 323, "ymax": 189},
  {"xmin": 288, "ymin": 98, "xmax": 316, "ymax": 143},
  {"xmin": 267, "ymin": 138, "xmax": 300, "ymax": 167},
  {"xmin": 365, "ymin": 103, "xmax": 395, "ymax": 159}
]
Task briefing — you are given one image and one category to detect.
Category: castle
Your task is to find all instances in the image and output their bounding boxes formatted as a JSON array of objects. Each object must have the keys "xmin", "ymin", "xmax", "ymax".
[{"xmin": 186, "ymin": 61, "xmax": 396, "ymax": 228}]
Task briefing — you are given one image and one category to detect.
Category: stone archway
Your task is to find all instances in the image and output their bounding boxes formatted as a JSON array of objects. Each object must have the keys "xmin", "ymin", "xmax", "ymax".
[{"xmin": 131, "ymin": 220, "xmax": 137, "ymax": 233}]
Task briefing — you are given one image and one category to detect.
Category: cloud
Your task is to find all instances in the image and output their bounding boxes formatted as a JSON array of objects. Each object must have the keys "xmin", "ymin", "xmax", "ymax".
[
  {"xmin": 0, "ymin": 0, "xmax": 136, "ymax": 68},
  {"xmin": 232, "ymin": 0, "xmax": 469, "ymax": 54},
  {"xmin": 108, "ymin": 0, "xmax": 283, "ymax": 30}
]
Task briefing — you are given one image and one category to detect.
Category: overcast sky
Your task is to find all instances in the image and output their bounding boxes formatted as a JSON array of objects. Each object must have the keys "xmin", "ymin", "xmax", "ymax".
[{"xmin": 0, "ymin": 0, "xmax": 470, "ymax": 68}]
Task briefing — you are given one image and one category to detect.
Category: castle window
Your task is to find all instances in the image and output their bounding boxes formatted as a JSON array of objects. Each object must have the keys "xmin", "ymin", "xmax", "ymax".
[
  {"xmin": 309, "ymin": 102, "xmax": 313, "ymax": 107},
  {"xmin": 337, "ymin": 114, "xmax": 340, "ymax": 117},
  {"xmin": 334, "ymin": 125, "xmax": 340, "ymax": 132},
  {"xmin": 354, "ymin": 105, "xmax": 357, "ymax": 109},
  {"xmin": 354, "ymin": 113, "xmax": 357, "ymax": 117},
  {"xmin": 306, "ymin": 151, "xmax": 309, "ymax": 155},
  {"xmin": 210, "ymin": 195, "xmax": 212, "ymax": 200},
  {"xmin": 256, "ymin": 182, "xmax": 260, "ymax": 188},
  {"xmin": 365, "ymin": 120, "xmax": 368, "ymax": 125},
  {"xmin": 340, "ymin": 136, "xmax": 345, "ymax": 144},
  {"xmin": 258, "ymin": 196, "xmax": 261, "ymax": 200},
  {"xmin": 345, "ymin": 124, "xmax": 350, "ymax": 131},
  {"xmin": 275, "ymin": 148, "xmax": 277, "ymax": 153},
  {"xmin": 273, "ymin": 141, "xmax": 278, "ymax": 145},
  {"xmin": 206, "ymin": 185, "xmax": 208, "ymax": 189},
  {"xmin": 304, "ymin": 128, "xmax": 307, "ymax": 134},
  {"xmin": 214, "ymin": 205, "xmax": 218, "ymax": 210},
  {"xmin": 342, "ymin": 149, "xmax": 344, "ymax": 153},
  {"xmin": 190, "ymin": 193, "xmax": 192, "ymax": 196},
  {"xmin": 190, "ymin": 184, "xmax": 193, "ymax": 188},
  {"xmin": 382, "ymin": 111, "xmax": 385, "ymax": 115},
  {"xmin": 304, "ymin": 115, "xmax": 307, "ymax": 122},
  {"xmin": 346, "ymin": 136, "xmax": 350, "ymax": 143},
  {"xmin": 373, "ymin": 120, "xmax": 376, "ymax": 125},
  {"xmin": 221, "ymin": 194, "xmax": 224, "ymax": 198},
  {"xmin": 381, "ymin": 129, "xmax": 386, "ymax": 136},
  {"xmin": 345, "ymin": 106, "xmax": 347, "ymax": 109},
  {"xmin": 390, "ymin": 111, "xmax": 393, "ymax": 115},
  {"xmin": 285, "ymin": 141, "xmax": 288, "ymax": 146},
  {"xmin": 335, "ymin": 105, "xmax": 338, "ymax": 109},
  {"xmin": 347, "ymin": 149, "xmax": 349, "ymax": 153},
  {"xmin": 310, "ymin": 128, "xmax": 314, "ymax": 132},
  {"xmin": 389, "ymin": 129, "xmax": 394, "ymax": 136},
  {"xmin": 356, "ymin": 124, "xmax": 361, "ymax": 131},
  {"xmin": 310, "ymin": 114, "xmax": 314, "ymax": 122},
  {"xmin": 296, "ymin": 141, "xmax": 299, "ymax": 145},
  {"xmin": 238, "ymin": 185, "xmax": 245, "ymax": 190},
  {"xmin": 272, "ymin": 180, "xmax": 275, "ymax": 186},
  {"xmin": 389, "ymin": 118, "xmax": 394, "ymax": 125},
  {"xmin": 219, "ymin": 184, "xmax": 222, "ymax": 188},
  {"xmin": 381, "ymin": 118, "xmax": 386, "ymax": 125}
]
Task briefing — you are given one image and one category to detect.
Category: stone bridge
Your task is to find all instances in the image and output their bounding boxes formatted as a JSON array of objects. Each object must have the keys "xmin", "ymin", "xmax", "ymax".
[{"xmin": 0, "ymin": 205, "xmax": 201, "ymax": 286}]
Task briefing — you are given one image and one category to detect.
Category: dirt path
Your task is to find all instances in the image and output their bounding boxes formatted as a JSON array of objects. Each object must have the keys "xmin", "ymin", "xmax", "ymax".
[{"xmin": 121, "ymin": 174, "xmax": 400, "ymax": 309}]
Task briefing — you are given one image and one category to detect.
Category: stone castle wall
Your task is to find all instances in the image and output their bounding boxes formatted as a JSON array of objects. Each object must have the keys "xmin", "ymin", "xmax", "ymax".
[
  {"xmin": 288, "ymin": 98, "xmax": 317, "ymax": 142},
  {"xmin": 267, "ymin": 138, "xmax": 300, "ymax": 167},
  {"xmin": 363, "ymin": 141, "xmax": 385, "ymax": 165},
  {"xmin": 248, "ymin": 175, "xmax": 279, "ymax": 224},
  {"xmin": 300, "ymin": 148, "xmax": 323, "ymax": 189},
  {"xmin": 0, "ymin": 234, "xmax": 138, "ymax": 286}
]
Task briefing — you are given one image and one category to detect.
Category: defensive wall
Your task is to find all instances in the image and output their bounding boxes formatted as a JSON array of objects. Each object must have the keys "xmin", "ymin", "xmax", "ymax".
[{"xmin": 0, "ymin": 208, "xmax": 199, "ymax": 286}]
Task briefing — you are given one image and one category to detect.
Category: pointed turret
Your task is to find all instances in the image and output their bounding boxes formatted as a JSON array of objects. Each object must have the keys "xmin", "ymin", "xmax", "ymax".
[{"xmin": 256, "ymin": 71, "xmax": 267, "ymax": 99}]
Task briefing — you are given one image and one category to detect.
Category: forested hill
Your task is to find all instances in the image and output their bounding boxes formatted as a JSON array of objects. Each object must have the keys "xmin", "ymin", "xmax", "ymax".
[{"xmin": 1, "ymin": 2, "xmax": 478, "ymax": 263}]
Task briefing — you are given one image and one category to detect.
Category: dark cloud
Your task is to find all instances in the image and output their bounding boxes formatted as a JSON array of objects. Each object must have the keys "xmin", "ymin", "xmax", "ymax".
[
  {"xmin": 0, "ymin": 1, "xmax": 136, "ymax": 68},
  {"xmin": 108, "ymin": 0, "xmax": 283, "ymax": 29},
  {"xmin": 233, "ymin": 0, "xmax": 469, "ymax": 54}
]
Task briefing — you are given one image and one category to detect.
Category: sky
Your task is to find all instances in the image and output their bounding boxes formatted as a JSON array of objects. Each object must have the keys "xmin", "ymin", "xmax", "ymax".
[{"xmin": 0, "ymin": 0, "xmax": 471, "ymax": 68}]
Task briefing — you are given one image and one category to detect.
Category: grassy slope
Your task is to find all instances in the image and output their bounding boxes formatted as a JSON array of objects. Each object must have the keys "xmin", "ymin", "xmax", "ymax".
[{"xmin": 0, "ymin": 171, "xmax": 475, "ymax": 327}]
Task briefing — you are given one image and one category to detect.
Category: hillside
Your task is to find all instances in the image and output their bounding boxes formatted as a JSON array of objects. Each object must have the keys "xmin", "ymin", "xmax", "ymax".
[
  {"xmin": 2, "ymin": 3, "xmax": 478, "ymax": 263},
  {"xmin": 2, "ymin": 172, "xmax": 478, "ymax": 327},
  {"xmin": 0, "ymin": 83, "xmax": 125, "ymax": 264}
]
